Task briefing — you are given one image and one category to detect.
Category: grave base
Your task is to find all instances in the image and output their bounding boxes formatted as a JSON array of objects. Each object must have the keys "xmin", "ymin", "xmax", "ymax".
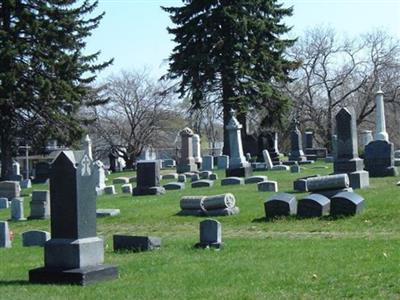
[
  {"xmin": 226, "ymin": 166, "xmax": 253, "ymax": 178},
  {"xmin": 132, "ymin": 186, "xmax": 165, "ymax": 196},
  {"xmin": 348, "ymin": 171, "xmax": 369, "ymax": 189},
  {"xmin": 29, "ymin": 264, "xmax": 118, "ymax": 286}
]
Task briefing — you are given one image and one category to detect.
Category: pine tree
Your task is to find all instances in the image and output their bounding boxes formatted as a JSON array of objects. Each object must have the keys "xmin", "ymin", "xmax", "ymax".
[
  {"xmin": 0, "ymin": 0, "xmax": 111, "ymax": 179},
  {"xmin": 162, "ymin": 0, "xmax": 298, "ymax": 154}
]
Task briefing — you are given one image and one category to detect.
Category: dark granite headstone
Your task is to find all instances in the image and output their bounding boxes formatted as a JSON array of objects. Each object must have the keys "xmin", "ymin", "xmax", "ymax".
[
  {"xmin": 113, "ymin": 235, "xmax": 161, "ymax": 252},
  {"xmin": 29, "ymin": 151, "xmax": 118, "ymax": 285},
  {"xmin": 33, "ymin": 162, "xmax": 50, "ymax": 184},
  {"xmin": 304, "ymin": 132, "xmax": 314, "ymax": 149},
  {"xmin": 297, "ymin": 194, "xmax": 330, "ymax": 218},
  {"xmin": 330, "ymin": 191, "xmax": 364, "ymax": 216},
  {"xmin": 364, "ymin": 140, "xmax": 397, "ymax": 177},
  {"xmin": 264, "ymin": 193, "xmax": 297, "ymax": 219},
  {"xmin": 132, "ymin": 160, "xmax": 165, "ymax": 196}
]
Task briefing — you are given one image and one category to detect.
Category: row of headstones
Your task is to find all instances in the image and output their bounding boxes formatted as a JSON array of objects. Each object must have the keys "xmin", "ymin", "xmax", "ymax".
[{"xmin": 0, "ymin": 223, "xmax": 50, "ymax": 248}]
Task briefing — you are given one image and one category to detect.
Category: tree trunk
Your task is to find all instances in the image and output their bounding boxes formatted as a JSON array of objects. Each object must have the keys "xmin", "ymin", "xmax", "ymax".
[
  {"xmin": 222, "ymin": 75, "xmax": 233, "ymax": 155},
  {"xmin": 1, "ymin": 128, "xmax": 15, "ymax": 180}
]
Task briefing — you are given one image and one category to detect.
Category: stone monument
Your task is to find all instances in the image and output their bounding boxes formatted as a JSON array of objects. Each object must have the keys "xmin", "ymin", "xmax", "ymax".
[
  {"xmin": 333, "ymin": 107, "xmax": 369, "ymax": 188},
  {"xmin": 192, "ymin": 134, "xmax": 202, "ymax": 169},
  {"xmin": 29, "ymin": 150, "xmax": 118, "ymax": 285},
  {"xmin": 177, "ymin": 127, "xmax": 198, "ymax": 173},
  {"xmin": 360, "ymin": 130, "xmax": 373, "ymax": 149},
  {"xmin": 225, "ymin": 110, "xmax": 252, "ymax": 178},
  {"xmin": 132, "ymin": 160, "xmax": 165, "ymax": 195},
  {"xmin": 288, "ymin": 119, "xmax": 307, "ymax": 162}
]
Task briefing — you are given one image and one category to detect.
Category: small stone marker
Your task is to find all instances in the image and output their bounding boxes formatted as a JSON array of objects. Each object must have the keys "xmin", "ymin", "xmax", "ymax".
[
  {"xmin": 290, "ymin": 164, "xmax": 300, "ymax": 173},
  {"xmin": 29, "ymin": 190, "xmax": 50, "ymax": 220},
  {"xmin": 264, "ymin": 193, "xmax": 297, "ymax": 219},
  {"xmin": 163, "ymin": 182, "xmax": 185, "ymax": 190},
  {"xmin": 162, "ymin": 173, "xmax": 178, "ymax": 180},
  {"xmin": 163, "ymin": 159, "xmax": 176, "ymax": 168},
  {"xmin": 96, "ymin": 209, "xmax": 120, "ymax": 217},
  {"xmin": 104, "ymin": 185, "xmax": 116, "ymax": 195},
  {"xmin": 10, "ymin": 197, "xmax": 26, "ymax": 221},
  {"xmin": 271, "ymin": 165, "xmax": 290, "ymax": 171},
  {"xmin": 0, "ymin": 181, "xmax": 21, "ymax": 200},
  {"xmin": 262, "ymin": 150, "xmax": 273, "ymax": 169},
  {"xmin": 0, "ymin": 221, "xmax": 11, "ymax": 248},
  {"xmin": 258, "ymin": 181, "xmax": 278, "ymax": 192},
  {"xmin": 192, "ymin": 179, "xmax": 214, "ymax": 188},
  {"xmin": 217, "ymin": 155, "xmax": 229, "ymax": 169},
  {"xmin": 113, "ymin": 235, "xmax": 161, "ymax": 252},
  {"xmin": 209, "ymin": 173, "xmax": 218, "ymax": 180},
  {"xmin": 177, "ymin": 174, "xmax": 186, "ymax": 183},
  {"xmin": 0, "ymin": 197, "xmax": 9, "ymax": 209},
  {"xmin": 202, "ymin": 156, "xmax": 214, "ymax": 171},
  {"xmin": 121, "ymin": 184, "xmax": 133, "ymax": 194},
  {"xmin": 298, "ymin": 194, "xmax": 330, "ymax": 218},
  {"xmin": 129, "ymin": 176, "xmax": 137, "ymax": 183},
  {"xmin": 293, "ymin": 175, "xmax": 320, "ymax": 192},
  {"xmin": 21, "ymin": 179, "xmax": 32, "ymax": 189},
  {"xmin": 330, "ymin": 191, "xmax": 364, "ymax": 216},
  {"xmin": 244, "ymin": 176, "xmax": 268, "ymax": 184},
  {"xmin": 191, "ymin": 174, "xmax": 200, "ymax": 182},
  {"xmin": 195, "ymin": 219, "xmax": 222, "ymax": 249},
  {"xmin": 221, "ymin": 177, "xmax": 244, "ymax": 186},
  {"xmin": 22, "ymin": 230, "xmax": 50, "ymax": 247},
  {"xmin": 199, "ymin": 170, "xmax": 212, "ymax": 179},
  {"xmin": 112, "ymin": 177, "xmax": 129, "ymax": 184}
]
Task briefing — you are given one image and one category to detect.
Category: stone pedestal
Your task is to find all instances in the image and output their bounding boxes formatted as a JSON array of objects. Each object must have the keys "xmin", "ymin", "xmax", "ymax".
[
  {"xmin": 364, "ymin": 140, "xmax": 397, "ymax": 177},
  {"xmin": 177, "ymin": 128, "xmax": 198, "ymax": 173}
]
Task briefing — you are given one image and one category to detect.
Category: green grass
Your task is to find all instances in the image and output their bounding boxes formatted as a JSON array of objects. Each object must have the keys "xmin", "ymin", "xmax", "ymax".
[{"xmin": 0, "ymin": 161, "xmax": 399, "ymax": 299}]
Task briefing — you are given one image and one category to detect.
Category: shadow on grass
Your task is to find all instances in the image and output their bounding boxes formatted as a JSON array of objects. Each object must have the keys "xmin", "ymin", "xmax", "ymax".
[{"xmin": 0, "ymin": 280, "xmax": 30, "ymax": 286}]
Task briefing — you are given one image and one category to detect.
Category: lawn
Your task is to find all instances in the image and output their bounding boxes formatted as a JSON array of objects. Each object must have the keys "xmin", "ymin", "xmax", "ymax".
[{"xmin": 0, "ymin": 161, "xmax": 399, "ymax": 299}]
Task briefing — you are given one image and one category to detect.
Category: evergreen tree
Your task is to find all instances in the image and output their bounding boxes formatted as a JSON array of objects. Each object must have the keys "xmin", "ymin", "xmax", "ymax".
[
  {"xmin": 162, "ymin": 0, "xmax": 298, "ymax": 154},
  {"xmin": 0, "ymin": 0, "xmax": 111, "ymax": 179}
]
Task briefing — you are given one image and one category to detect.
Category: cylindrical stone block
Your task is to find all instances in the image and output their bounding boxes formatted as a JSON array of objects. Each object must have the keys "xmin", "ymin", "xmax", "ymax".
[
  {"xmin": 202, "ymin": 193, "xmax": 236, "ymax": 210},
  {"xmin": 180, "ymin": 196, "xmax": 206, "ymax": 210},
  {"xmin": 306, "ymin": 174, "xmax": 349, "ymax": 192}
]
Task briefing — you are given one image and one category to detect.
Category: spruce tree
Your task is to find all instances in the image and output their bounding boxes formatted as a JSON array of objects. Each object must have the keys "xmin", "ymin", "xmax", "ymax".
[
  {"xmin": 162, "ymin": 0, "xmax": 298, "ymax": 154},
  {"xmin": 0, "ymin": 0, "xmax": 111, "ymax": 179}
]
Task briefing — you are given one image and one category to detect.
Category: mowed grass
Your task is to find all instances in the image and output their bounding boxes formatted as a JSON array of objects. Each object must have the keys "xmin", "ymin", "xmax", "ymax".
[{"xmin": 0, "ymin": 160, "xmax": 399, "ymax": 299}]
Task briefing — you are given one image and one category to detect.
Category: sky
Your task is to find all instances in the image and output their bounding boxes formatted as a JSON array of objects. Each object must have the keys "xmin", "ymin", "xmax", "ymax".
[{"xmin": 85, "ymin": 0, "xmax": 400, "ymax": 80}]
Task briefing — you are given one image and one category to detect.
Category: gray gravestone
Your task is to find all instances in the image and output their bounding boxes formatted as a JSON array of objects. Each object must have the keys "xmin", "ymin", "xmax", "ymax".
[
  {"xmin": 209, "ymin": 173, "xmax": 218, "ymax": 180},
  {"xmin": 29, "ymin": 150, "xmax": 118, "ymax": 285},
  {"xmin": 33, "ymin": 162, "xmax": 51, "ymax": 183},
  {"xmin": 195, "ymin": 219, "xmax": 222, "ymax": 249},
  {"xmin": 330, "ymin": 191, "xmax": 364, "ymax": 216},
  {"xmin": 162, "ymin": 173, "xmax": 178, "ymax": 180},
  {"xmin": 288, "ymin": 120, "xmax": 307, "ymax": 162},
  {"xmin": 333, "ymin": 107, "xmax": 369, "ymax": 189},
  {"xmin": 298, "ymin": 194, "xmax": 330, "ymax": 218},
  {"xmin": 104, "ymin": 185, "xmax": 116, "ymax": 195},
  {"xmin": 0, "ymin": 221, "xmax": 11, "ymax": 248},
  {"xmin": 258, "ymin": 181, "xmax": 278, "ymax": 192},
  {"xmin": 113, "ymin": 177, "xmax": 129, "ymax": 184},
  {"xmin": 217, "ymin": 155, "xmax": 229, "ymax": 169},
  {"xmin": 304, "ymin": 131, "xmax": 314, "ymax": 149},
  {"xmin": 192, "ymin": 180, "xmax": 214, "ymax": 188},
  {"xmin": 163, "ymin": 182, "xmax": 185, "ymax": 190},
  {"xmin": 202, "ymin": 156, "xmax": 214, "ymax": 171},
  {"xmin": 262, "ymin": 150, "xmax": 273, "ymax": 169},
  {"xmin": 221, "ymin": 177, "xmax": 244, "ymax": 186},
  {"xmin": 0, "ymin": 181, "xmax": 20, "ymax": 200},
  {"xmin": 132, "ymin": 160, "xmax": 165, "ymax": 195},
  {"xmin": 364, "ymin": 140, "xmax": 397, "ymax": 177},
  {"xmin": 290, "ymin": 164, "xmax": 301, "ymax": 173},
  {"xmin": 96, "ymin": 208, "xmax": 120, "ymax": 217},
  {"xmin": 113, "ymin": 235, "xmax": 161, "ymax": 252},
  {"xmin": 306, "ymin": 174, "xmax": 349, "ymax": 192},
  {"xmin": 199, "ymin": 170, "xmax": 212, "ymax": 179},
  {"xmin": 121, "ymin": 184, "xmax": 133, "ymax": 194},
  {"xmin": 192, "ymin": 134, "xmax": 202, "ymax": 168},
  {"xmin": 245, "ymin": 176, "xmax": 268, "ymax": 184},
  {"xmin": 29, "ymin": 190, "xmax": 50, "ymax": 220},
  {"xmin": 177, "ymin": 128, "xmax": 198, "ymax": 173},
  {"xmin": 264, "ymin": 193, "xmax": 297, "ymax": 219},
  {"xmin": 22, "ymin": 230, "xmax": 50, "ymax": 247},
  {"xmin": 0, "ymin": 197, "xmax": 9, "ymax": 209},
  {"xmin": 10, "ymin": 197, "xmax": 26, "ymax": 221},
  {"xmin": 178, "ymin": 174, "xmax": 186, "ymax": 183}
]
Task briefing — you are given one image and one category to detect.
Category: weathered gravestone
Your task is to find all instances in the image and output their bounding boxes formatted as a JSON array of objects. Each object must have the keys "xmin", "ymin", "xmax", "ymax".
[
  {"xmin": 33, "ymin": 162, "xmax": 51, "ymax": 183},
  {"xmin": 0, "ymin": 198, "xmax": 9, "ymax": 209},
  {"xmin": 257, "ymin": 181, "xmax": 278, "ymax": 192},
  {"xmin": 297, "ymin": 194, "xmax": 330, "ymax": 218},
  {"xmin": 262, "ymin": 150, "xmax": 274, "ymax": 170},
  {"xmin": 22, "ymin": 230, "xmax": 50, "ymax": 247},
  {"xmin": 113, "ymin": 235, "xmax": 161, "ymax": 252},
  {"xmin": 257, "ymin": 131, "xmax": 280, "ymax": 163},
  {"xmin": 10, "ymin": 197, "xmax": 26, "ymax": 221},
  {"xmin": 0, "ymin": 221, "xmax": 11, "ymax": 248},
  {"xmin": 221, "ymin": 177, "xmax": 244, "ymax": 186},
  {"xmin": 288, "ymin": 120, "xmax": 307, "ymax": 162},
  {"xmin": 0, "ymin": 181, "xmax": 20, "ymax": 200},
  {"xmin": 195, "ymin": 219, "xmax": 222, "ymax": 249},
  {"xmin": 108, "ymin": 151, "xmax": 118, "ymax": 173},
  {"xmin": 202, "ymin": 156, "xmax": 214, "ymax": 171},
  {"xmin": 360, "ymin": 130, "xmax": 373, "ymax": 149},
  {"xmin": 29, "ymin": 190, "xmax": 50, "ymax": 220},
  {"xmin": 94, "ymin": 161, "xmax": 106, "ymax": 195},
  {"xmin": 29, "ymin": 150, "xmax": 118, "ymax": 285},
  {"xmin": 163, "ymin": 182, "xmax": 185, "ymax": 190},
  {"xmin": 333, "ymin": 107, "xmax": 369, "ymax": 189},
  {"xmin": 192, "ymin": 134, "xmax": 202, "ymax": 169},
  {"xmin": 225, "ymin": 110, "xmax": 252, "ymax": 178},
  {"xmin": 217, "ymin": 155, "xmax": 229, "ymax": 169},
  {"xmin": 121, "ymin": 184, "xmax": 133, "ymax": 194},
  {"xmin": 264, "ymin": 193, "xmax": 297, "ymax": 219},
  {"xmin": 330, "ymin": 191, "xmax": 364, "ymax": 216},
  {"xmin": 132, "ymin": 160, "xmax": 165, "ymax": 196},
  {"xmin": 192, "ymin": 179, "xmax": 214, "ymax": 188},
  {"xmin": 177, "ymin": 128, "xmax": 198, "ymax": 173},
  {"xmin": 245, "ymin": 176, "xmax": 268, "ymax": 184},
  {"xmin": 96, "ymin": 208, "xmax": 120, "ymax": 218}
]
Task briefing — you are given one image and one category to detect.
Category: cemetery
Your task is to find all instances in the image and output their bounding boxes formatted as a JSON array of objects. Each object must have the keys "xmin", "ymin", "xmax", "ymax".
[{"xmin": 1, "ymin": 0, "xmax": 400, "ymax": 299}]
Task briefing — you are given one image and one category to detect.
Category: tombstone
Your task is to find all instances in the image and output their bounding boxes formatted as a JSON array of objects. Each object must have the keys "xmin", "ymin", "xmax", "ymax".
[
  {"xmin": 290, "ymin": 164, "xmax": 300, "ymax": 173},
  {"xmin": 217, "ymin": 155, "xmax": 229, "ymax": 169},
  {"xmin": 29, "ymin": 150, "xmax": 118, "ymax": 285},
  {"xmin": 29, "ymin": 190, "xmax": 50, "ymax": 220},
  {"xmin": 104, "ymin": 185, "xmax": 116, "ymax": 195},
  {"xmin": 306, "ymin": 174, "xmax": 349, "ymax": 192},
  {"xmin": 178, "ymin": 174, "xmax": 186, "ymax": 183},
  {"xmin": 333, "ymin": 107, "xmax": 369, "ymax": 189},
  {"xmin": 264, "ymin": 193, "xmax": 297, "ymax": 219},
  {"xmin": 330, "ymin": 191, "xmax": 364, "ymax": 216},
  {"xmin": 96, "ymin": 208, "xmax": 120, "ymax": 217},
  {"xmin": 0, "ymin": 221, "xmax": 11, "ymax": 248},
  {"xmin": 262, "ymin": 150, "xmax": 273, "ymax": 170},
  {"xmin": 192, "ymin": 134, "xmax": 202, "ymax": 168},
  {"xmin": 177, "ymin": 128, "xmax": 198, "ymax": 173},
  {"xmin": 257, "ymin": 131, "xmax": 280, "ymax": 163},
  {"xmin": 191, "ymin": 174, "xmax": 200, "ymax": 182},
  {"xmin": 374, "ymin": 84, "xmax": 389, "ymax": 141},
  {"xmin": 271, "ymin": 165, "xmax": 290, "ymax": 171},
  {"xmin": 209, "ymin": 173, "xmax": 218, "ymax": 180},
  {"xmin": 180, "ymin": 193, "xmax": 238, "ymax": 217},
  {"xmin": 199, "ymin": 170, "xmax": 212, "ymax": 179},
  {"xmin": 33, "ymin": 162, "xmax": 51, "ymax": 183},
  {"xmin": 0, "ymin": 181, "xmax": 20, "ymax": 200},
  {"xmin": 162, "ymin": 173, "xmax": 178, "ymax": 180},
  {"xmin": 132, "ymin": 160, "xmax": 165, "ymax": 196},
  {"xmin": 22, "ymin": 230, "xmax": 50, "ymax": 247},
  {"xmin": 225, "ymin": 110, "xmax": 252, "ymax": 178},
  {"xmin": 163, "ymin": 159, "xmax": 176, "ymax": 168},
  {"xmin": 20, "ymin": 179, "xmax": 32, "ymax": 189},
  {"xmin": 297, "ymin": 194, "xmax": 330, "ymax": 218},
  {"xmin": 221, "ymin": 177, "xmax": 244, "ymax": 186},
  {"xmin": 93, "ymin": 160, "xmax": 106, "ymax": 194},
  {"xmin": 360, "ymin": 130, "xmax": 373, "ymax": 149},
  {"xmin": 195, "ymin": 219, "xmax": 222, "ymax": 249},
  {"xmin": 108, "ymin": 152, "xmax": 118, "ymax": 173},
  {"xmin": 288, "ymin": 120, "xmax": 307, "ymax": 162},
  {"xmin": 192, "ymin": 179, "xmax": 214, "ymax": 188},
  {"xmin": 304, "ymin": 131, "xmax": 314, "ymax": 149},
  {"xmin": 258, "ymin": 181, "xmax": 278, "ymax": 192},
  {"xmin": 121, "ymin": 184, "xmax": 133, "ymax": 194},
  {"xmin": 179, "ymin": 196, "xmax": 206, "ymax": 215},
  {"xmin": 12, "ymin": 160, "xmax": 21, "ymax": 177},
  {"xmin": 113, "ymin": 177, "xmax": 129, "ymax": 184},
  {"xmin": 244, "ymin": 176, "xmax": 268, "ymax": 184},
  {"xmin": 246, "ymin": 153, "xmax": 252, "ymax": 161},
  {"xmin": 202, "ymin": 155, "xmax": 214, "ymax": 171},
  {"xmin": 332, "ymin": 134, "xmax": 338, "ymax": 158},
  {"xmin": 163, "ymin": 182, "xmax": 185, "ymax": 190},
  {"xmin": 113, "ymin": 235, "xmax": 161, "ymax": 252},
  {"xmin": 10, "ymin": 197, "xmax": 26, "ymax": 221},
  {"xmin": 0, "ymin": 198, "xmax": 9, "ymax": 209},
  {"xmin": 293, "ymin": 175, "xmax": 320, "ymax": 192}
]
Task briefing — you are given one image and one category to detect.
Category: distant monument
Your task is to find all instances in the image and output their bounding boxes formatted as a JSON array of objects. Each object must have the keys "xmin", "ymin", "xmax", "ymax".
[{"xmin": 176, "ymin": 127, "xmax": 198, "ymax": 173}]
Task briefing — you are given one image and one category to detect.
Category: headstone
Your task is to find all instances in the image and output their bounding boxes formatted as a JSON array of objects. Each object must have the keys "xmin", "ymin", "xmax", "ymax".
[
  {"xmin": 33, "ymin": 162, "xmax": 51, "ymax": 183},
  {"xmin": 225, "ymin": 110, "xmax": 252, "ymax": 178},
  {"xmin": 163, "ymin": 159, "xmax": 176, "ymax": 168},
  {"xmin": 306, "ymin": 174, "xmax": 349, "ymax": 192},
  {"xmin": 217, "ymin": 155, "xmax": 229, "ymax": 169},
  {"xmin": 0, "ymin": 221, "xmax": 11, "ymax": 248},
  {"xmin": 257, "ymin": 181, "xmax": 278, "ymax": 192},
  {"xmin": 163, "ymin": 182, "xmax": 185, "ymax": 190},
  {"xmin": 20, "ymin": 179, "xmax": 32, "ymax": 189},
  {"xmin": 192, "ymin": 180, "xmax": 214, "ymax": 188},
  {"xmin": 195, "ymin": 219, "xmax": 222, "ymax": 249},
  {"xmin": 132, "ymin": 160, "xmax": 165, "ymax": 196},
  {"xmin": 179, "ymin": 194, "xmax": 239, "ymax": 216},
  {"xmin": 29, "ymin": 190, "xmax": 50, "ymax": 220},
  {"xmin": 96, "ymin": 209, "xmax": 120, "ymax": 217},
  {"xmin": 209, "ymin": 173, "xmax": 218, "ymax": 180},
  {"xmin": 221, "ymin": 177, "xmax": 244, "ymax": 186},
  {"xmin": 333, "ymin": 107, "xmax": 369, "ymax": 189},
  {"xmin": 257, "ymin": 131, "xmax": 280, "ymax": 163},
  {"xmin": 113, "ymin": 177, "xmax": 129, "ymax": 184},
  {"xmin": 10, "ymin": 197, "xmax": 26, "ymax": 221},
  {"xmin": 191, "ymin": 174, "xmax": 200, "ymax": 182},
  {"xmin": 330, "ymin": 191, "xmax": 364, "ymax": 216},
  {"xmin": 162, "ymin": 173, "xmax": 178, "ymax": 180},
  {"xmin": 202, "ymin": 156, "xmax": 214, "ymax": 171},
  {"xmin": 22, "ymin": 230, "xmax": 50, "ymax": 247},
  {"xmin": 288, "ymin": 119, "xmax": 307, "ymax": 162},
  {"xmin": 360, "ymin": 130, "xmax": 373, "ymax": 148},
  {"xmin": 93, "ymin": 160, "xmax": 106, "ymax": 194},
  {"xmin": 178, "ymin": 174, "xmax": 186, "ymax": 183},
  {"xmin": 0, "ymin": 181, "xmax": 20, "ymax": 200},
  {"xmin": 264, "ymin": 193, "xmax": 297, "ymax": 219},
  {"xmin": 199, "ymin": 170, "xmax": 212, "ymax": 179},
  {"xmin": 244, "ymin": 176, "xmax": 268, "ymax": 184},
  {"xmin": 262, "ymin": 150, "xmax": 273, "ymax": 170},
  {"xmin": 0, "ymin": 198, "xmax": 9, "ymax": 209},
  {"xmin": 121, "ymin": 184, "xmax": 133, "ymax": 194},
  {"xmin": 297, "ymin": 194, "xmax": 330, "ymax": 218},
  {"xmin": 12, "ymin": 160, "xmax": 21, "ymax": 177},
  {"xmin": 192, "ymin": 134, "xmax": 202, "ymax": 168},
  {"xmin": 246, "ymin": 153, "xmax": 252, "ymax": 161},
  {"xmin": 104, "ymin": 185, "xmax": 116, "ymax": 195},
  {"xmin": 29, "ymin": 150, "xmax": 118, "ymax": 285},
  {"xmin": 176, "ymin": 128, "xmax": 198, "ymax": 173},
  {"xmin": 290, "ymin": 164, "xmax": 300, "ymax": 173},
  {"xmin": 304, "ymin": 131, "xmax": 314, "ymax": 149},
  {"xmin": 108, "ymin": 152, "xmax": 118, "ymax": 173},
  {"xmin": 113, "ymin": 235, "xmax": 161, "ymax": 252},
  {"xmin": 271, "ymin": 165, "xmax": 290, "ymax": 171},
  {"xmin": 364, "ymin": 140, "xmax": 397, "ymax": 177},
  {"xmin": 129, "ymin": 176, "xmax": 137, "ymax": 183}
]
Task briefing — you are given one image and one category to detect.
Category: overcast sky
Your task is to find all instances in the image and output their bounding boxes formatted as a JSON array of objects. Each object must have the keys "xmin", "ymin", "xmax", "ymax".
[{"xmin": 85, "ymin": 0, "xmax": 400, "ymax": 80}]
